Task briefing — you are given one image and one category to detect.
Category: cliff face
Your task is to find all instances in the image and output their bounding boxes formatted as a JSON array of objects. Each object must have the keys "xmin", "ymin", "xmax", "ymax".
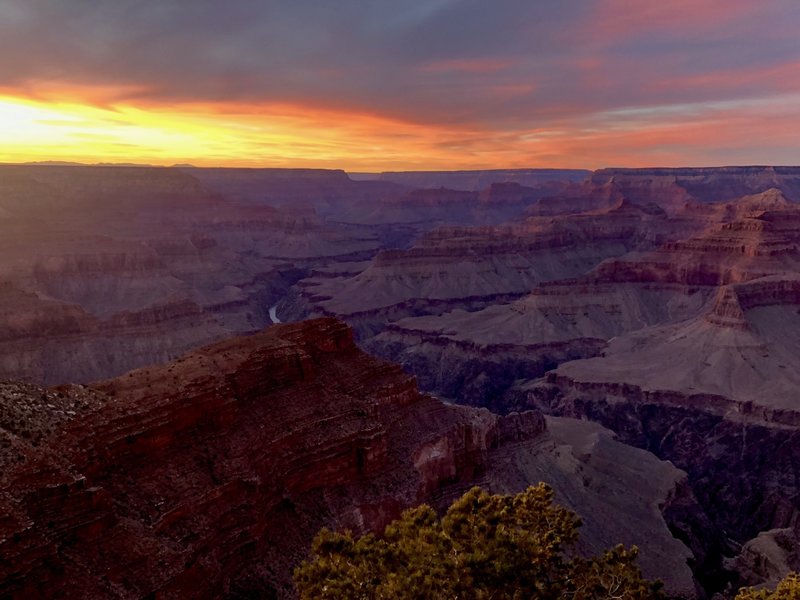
[
  {"xmin": 0, "ymin": 165, "xmax": 601, "ymax": 386},
  {"xmin": 374, "ymin": 168, "xmax": 590, "ymax": 191},
  {"xmin": 0, "ymin": 281, "xmax": 229, "ymax": 384},
  {"xmin": 184, "ymin": 167, "xmax": 405, "ymax": 217},
  {"xmin": 363, "ymin": 205, "xmax": 800, "ymax": 405},
  {"xmin": 515, "ymin": 372, "xmax": 800, "ymax": 593},
  {"xmin": 350, "ymin": 201, "xmax": 800, "ymax": 595},
  {"xmin": 0, "ymin": 166, "xmax": 390, "ymax": 384},
  {"xmin": 0, "ymin": 319, "xmax": 499, "ymax": 598},
  {"xmin": 286, "ymin": 200, "xmax": 694, "ymax": 339},
  {"xmin": 332, "ymin": 184, "xmax": 564, "ymax": 228},
  {"xmin": 0, "ymin": 319, "xmax": 696, "ymax": 598},
  {"xmin": 590, "ymin": 166, "xmax": 800, "ymax": 205}
]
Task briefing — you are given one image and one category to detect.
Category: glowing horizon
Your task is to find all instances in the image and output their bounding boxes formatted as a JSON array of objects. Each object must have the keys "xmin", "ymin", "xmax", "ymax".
[{"xmin": 1, "ymin": 1, "xmax": 799, "ymax": 170}]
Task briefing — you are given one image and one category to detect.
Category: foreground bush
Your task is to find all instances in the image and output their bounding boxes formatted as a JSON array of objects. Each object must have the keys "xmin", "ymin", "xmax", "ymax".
[
  {"xmin": 295, "ymin": 483, "xmax": 664, "ymax": 599},
  {"xmin": 736, "ymin": 573, "xmax": 800, "ymax": 599}
]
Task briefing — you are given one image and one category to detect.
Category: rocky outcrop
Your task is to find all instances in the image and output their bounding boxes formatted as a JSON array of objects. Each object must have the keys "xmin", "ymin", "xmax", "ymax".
[
  {"xmin": 0, "ymin": 166, "xmax": 396, "ymax": 384},
  {"xmin": 728, "ymin": 526, "xmax": 800, "ymax": 590},
  {"xmin": 514, "ymin": 371, "xmax": 800, "ymax": 595},
  {"xmin": 365, "ymin": 318, "xmax": 606, "ymax": 407},
  {"xmin": 0, "ymin": 283, "xmax": 230, "ymax": 384},
  {"xmin": 288, "ymin": 200, "xmax": 691, "ymax": 339},
  {"xmin": 343, "ymin": 194, "xmax": 800, "ymax": 597},
  {"xmin": 527, "ymin": 180, "xmax": 627, "ymax": 216},
  {"xmin": 184, "ymin": 167, "xmax": 405, "ymax": 215},
  {"xmin": 498, "ymin": 269, "xmax": 800, "ymax": 593},
  {"xmin": 590, "ymin": 166, "xmax": 800, "ymax": 205},
  {"xmin": 333, "ymin": 183, "xmax": 568, "ymax": 228},
  {"xmin": 0, "ymin": 319, "xmax": 497, "ymax": 598},
  {"xmin": 0, "ymin": 319, "xmax": 696, "ymax": 598},
  {"xmin": 0, "ymin": 165, "xmax": 609, "ymax": 385},
  {"xmin": 363, "ymin": 204, "xmax": 800, "ymax": 406},
  {"xmin": 373, "ymin": 168, "xmax": 589, "ymax": 191}
]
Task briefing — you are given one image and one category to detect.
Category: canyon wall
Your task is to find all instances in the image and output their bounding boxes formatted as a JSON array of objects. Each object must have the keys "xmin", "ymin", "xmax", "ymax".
[{"xmin": 0, "ymin": 319, "xmax": 696, "ymax": 598}]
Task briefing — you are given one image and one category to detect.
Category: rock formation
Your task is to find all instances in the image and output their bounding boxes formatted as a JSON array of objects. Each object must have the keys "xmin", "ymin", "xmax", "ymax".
[
  {"xmin": 590, "ymin": 166, "xmax": 800, "ymax": 206},
  {"xmin": 0, "ymin": 166, "xmax": 393, "ymax": 384},
  {"xmin": 0, "ymin": 165, "xmax": 592, "ymax": 385},
  {"xmin": 286, "ymin": 198, "xmax": 697, "ymax": 339},
  {"xmin": 728, "ymin": 526, "xmax": 800, "ymax": 590},
  {"xmin": 369, "ymin": 168, "xmax": 590, "ymax": 191},
  {"xmin": 4, "ymin": 165, "xmax": 800, "ymax": 597},
  {"xmin": 0, "ymin": 319, "xmax": 696, "ymax": 598},
  {"xmin": 365, "ymin": 201, "xmax": 800, "ymax": 403},
  {"xmin": 351, "ymin": 197, "xmax": 800, "ymax": 595}
]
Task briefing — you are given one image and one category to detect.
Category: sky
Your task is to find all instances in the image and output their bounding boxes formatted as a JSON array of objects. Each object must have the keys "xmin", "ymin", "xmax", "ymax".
[{"xmin": 0, "ymin": 0, "xmax": 799, "ymax": 171}]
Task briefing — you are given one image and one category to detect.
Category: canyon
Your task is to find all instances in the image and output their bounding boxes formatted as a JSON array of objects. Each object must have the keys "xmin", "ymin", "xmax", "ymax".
[
  {"xmin": 0, "ymin": 165, "xmax": 584, "ymax": 384},
  {"xmin": 0, "ymin": 318, "xmax": 696, "ymax": 598},
  {"xmin": 283, "ymin": 168, "xmax": 800, "ymax": 596},
  {"xmin": 1, "ymin": 164, "xmax": 799, "ymax": 597}
]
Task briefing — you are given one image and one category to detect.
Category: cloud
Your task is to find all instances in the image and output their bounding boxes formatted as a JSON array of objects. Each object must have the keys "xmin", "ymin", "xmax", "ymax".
[
  {"xmin": 0, "ymin": 0, "xmax": 798, "ymax": 167},
  {"xmin": 419, "ymin": 58, "xmax": 515, "ymax": 74}
]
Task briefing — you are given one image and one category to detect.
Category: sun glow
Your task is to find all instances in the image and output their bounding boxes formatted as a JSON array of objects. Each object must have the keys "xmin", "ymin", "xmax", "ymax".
[
  {"xmin": 0, "ymin": 93, "xmax": 495, "ymax": 170},
  {"xmin": 2, "ymin": 86, "xmax": 800, "ymax": 171},
  {"xmin": 0, "ymin": 96, "xmax": 218, "ymax": 165}
]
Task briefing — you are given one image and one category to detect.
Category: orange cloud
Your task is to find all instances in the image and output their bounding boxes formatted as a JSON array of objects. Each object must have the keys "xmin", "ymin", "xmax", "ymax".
[
  {"xmin": 582, "ymin": 0, "xmax": 759, "ymax": 43},
  {"xmin": 644, "ymin": 61, "xmax": 800, "ymax": 97},
  {"xmin": 1, "ymin": 82, "xmax": 799, "ymax": 171},
  {"xmin": 0, "ymin": 92, "xmax": 497, "ymax": 170},
  {"xmin": 522, "ymin": 96, "xmax": 800, "ymax": 167}
]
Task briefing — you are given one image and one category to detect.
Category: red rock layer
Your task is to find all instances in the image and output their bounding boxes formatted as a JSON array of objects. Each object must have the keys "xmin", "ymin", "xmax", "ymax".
[{"xmin": 0, "ymin": 318, "xmax": 543, "ymax": 599}]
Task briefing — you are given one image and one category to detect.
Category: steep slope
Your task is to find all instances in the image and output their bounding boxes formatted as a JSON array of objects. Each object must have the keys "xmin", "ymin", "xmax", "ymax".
[
  {"xmin": 0, "ymin": 166, "xmax": 386, "ymax": 384},
  {"xmin": 185, "ymin": 167, "xmax": 406, "ymax": 218},
  {"xmin": 331, "ymin": 182, "xmax": 568, "ymax": 230},
  {"xmin": 369, "ymin": 168, "xmax": 589, "ymax": 191},
  {"xmin": 365, "ymin": 203, "xmax": 800, "ymax": 405},
  {"xmin": 500, "ymin": 213, "xmax": 800, "ymax": 593},
  {"xmin": 287, "ymin": 199, "xmax": 695, "ymax": 338},
  {"xmin": 351, "ymin": 199, "xmax": 800, "ymax": 595},
  {"xmin": 590, "ymin": 166, "xmax": 800, "ymax": 205},
  {"xmin": 0, "ymin": 165, "xmax": 598, "ymax": 385},
  {"xmin": 363, "ymin": 280, "xmax": 700, "ymax": 407},
  {"xmin": 549, "ymin": 274, "xmax": 800, "ymax": 409},
  {"xmin": 517, "ymin": 330, "xmax": 800, "ymax": 595},
  {"xmin": 0, "ymin": 319, "xmax": 696, "ymax": 598}
]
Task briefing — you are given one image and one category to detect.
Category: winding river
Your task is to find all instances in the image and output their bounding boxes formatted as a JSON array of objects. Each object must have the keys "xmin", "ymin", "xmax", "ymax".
[{"xmin": 268, "ymin": 305, "xmax": 281, "ymax": 324}]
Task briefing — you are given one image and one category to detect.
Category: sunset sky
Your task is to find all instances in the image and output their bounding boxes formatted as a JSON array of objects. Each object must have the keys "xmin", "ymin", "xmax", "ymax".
[{"xmin": 0, "ymin": 0, "xmax": 799, "ymax": 171}]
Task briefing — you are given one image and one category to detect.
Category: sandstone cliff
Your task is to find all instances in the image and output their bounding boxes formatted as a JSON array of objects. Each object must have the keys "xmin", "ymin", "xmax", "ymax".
[
  {"xmin": 286, "ymin": 199, "xmax": 694, "ymax": 339},
  {"xmin": 373, "ymin": 168, "xmax": 589, "ymax": 191},
  {"xmin": 364, "ymin": 203, "xmax": 800, "ymax": 405},
  {"xmin": 590, "ymin": 166, "xmax": 800, "ymax": 206},
  {"xmin": 0, "ymin": 166, "xmax": 390, "ymax": 384},
  {"xmin": 0, "ymin": 319, "xmax": 695, "ymax": 598}
]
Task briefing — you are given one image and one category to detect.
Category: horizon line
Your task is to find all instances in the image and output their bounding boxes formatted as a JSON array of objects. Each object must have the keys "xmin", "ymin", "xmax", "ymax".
[{"xmin": 3, "ymin": 161, "xmax": 800, "ymax": 174}]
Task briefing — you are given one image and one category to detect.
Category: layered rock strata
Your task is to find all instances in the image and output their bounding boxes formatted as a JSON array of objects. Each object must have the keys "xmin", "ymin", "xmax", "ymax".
[
  {"xmin": 365, "ymin": 204, "xmax": 800, "ymax": 405},
  {"xmin": 288, "ymin": 199, "xmax": 692, "ymax": 339},
  {"xmin": 590, "ymin": 167, "xmax": 800, "ymax": 206},
  {"xmin": 369, "ymin": 168, "xmax": 589, "ymax": 191},
  {"xmin": 0, "ymin": 166, "xmax": 391, "ymax": 384},
  {"xmin": 0, "ymin": 319, "xmax": 695, "ymax": 598}
]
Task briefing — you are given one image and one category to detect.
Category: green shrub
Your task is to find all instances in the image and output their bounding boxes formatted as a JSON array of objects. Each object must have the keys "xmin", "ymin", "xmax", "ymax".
[
  {"xmin": 736, "ymin": 573, "xmax": 800, "ymax": 600},
  {"xmin": 295, "ymin": 483, "xmax": 664, "ymax": 599}
]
